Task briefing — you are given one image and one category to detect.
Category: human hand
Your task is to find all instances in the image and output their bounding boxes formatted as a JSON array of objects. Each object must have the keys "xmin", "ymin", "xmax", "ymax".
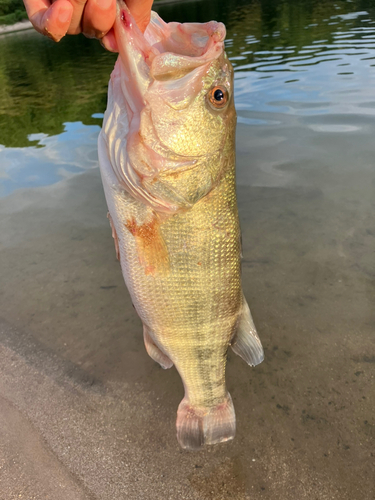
[
  {"xmin": 102, "ymin": 0, "xmax": 154, "ymax": 52},
  {"xmin": 23, "ymin": 0, "xmax": 153, "ymax": 47}
]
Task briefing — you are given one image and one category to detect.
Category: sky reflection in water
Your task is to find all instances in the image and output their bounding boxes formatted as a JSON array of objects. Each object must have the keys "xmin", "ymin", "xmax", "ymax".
[{"xmin": 0, "ymin": 121, "xmax": 100, "ymax": 197}]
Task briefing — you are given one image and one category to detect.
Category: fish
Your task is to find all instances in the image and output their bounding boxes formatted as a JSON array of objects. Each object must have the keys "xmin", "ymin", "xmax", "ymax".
[{"xmin": 98, "ymin": 1, "xmax": 264, "ymax": 450}]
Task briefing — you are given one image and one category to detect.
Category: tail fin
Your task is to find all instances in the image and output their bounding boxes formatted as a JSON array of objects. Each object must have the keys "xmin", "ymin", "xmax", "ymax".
[{"xmin": 176, "ymin": 393, "xmax": 236, "ymax": 451}]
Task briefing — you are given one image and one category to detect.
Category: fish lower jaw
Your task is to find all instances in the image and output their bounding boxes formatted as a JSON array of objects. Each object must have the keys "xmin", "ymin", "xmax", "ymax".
[{"xmin": 176, "ymin": 393, "xmax": 236, "ymax": 451}]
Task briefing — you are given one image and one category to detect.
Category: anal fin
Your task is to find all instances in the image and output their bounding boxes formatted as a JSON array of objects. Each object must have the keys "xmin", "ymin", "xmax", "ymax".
[
  {"xmin": 231, "ymin": 296, "xmax": 264, "ymax": 366},
  {"xmin": 143, "ymin": 325, "xmax": 173, "ymax": 370}
]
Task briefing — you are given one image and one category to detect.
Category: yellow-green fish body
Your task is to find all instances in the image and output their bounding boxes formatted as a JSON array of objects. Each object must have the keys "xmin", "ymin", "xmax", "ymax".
[{"xmin": 98, "ymin": 2, "xmax": 263, "ymax": 450}]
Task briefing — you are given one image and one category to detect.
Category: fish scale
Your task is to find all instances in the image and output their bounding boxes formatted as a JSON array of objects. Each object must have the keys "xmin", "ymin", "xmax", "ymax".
[{"xmin": 98, "ymin": 1, "xmax": 264, "ymax": 450}]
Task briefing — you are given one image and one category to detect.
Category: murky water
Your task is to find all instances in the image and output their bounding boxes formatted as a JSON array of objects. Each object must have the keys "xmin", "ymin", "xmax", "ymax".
[{"xmin": 0, "ymin": 1, "xmax": 374, "ymax": 499}]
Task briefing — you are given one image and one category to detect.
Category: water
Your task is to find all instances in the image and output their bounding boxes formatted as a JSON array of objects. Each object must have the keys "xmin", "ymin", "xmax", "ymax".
[
  {"xmin": 0, "ymin": 1, "xmax": 374, "ymax": 499},
  {"xmin": 2, "ymin": 1, "xmax": 375, "ymax": 194}
]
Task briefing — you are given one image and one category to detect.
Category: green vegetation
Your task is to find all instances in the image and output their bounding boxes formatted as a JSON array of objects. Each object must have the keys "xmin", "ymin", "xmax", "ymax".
[{"xmin": 0, "ymin": 0, "xmax": 27, "ymax": 25}]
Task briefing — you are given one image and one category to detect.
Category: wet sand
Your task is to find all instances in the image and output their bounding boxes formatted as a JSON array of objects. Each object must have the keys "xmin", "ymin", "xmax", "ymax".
[{"xmin": 0, "ymin": 123, "xmax": 374, "ymax": 498}]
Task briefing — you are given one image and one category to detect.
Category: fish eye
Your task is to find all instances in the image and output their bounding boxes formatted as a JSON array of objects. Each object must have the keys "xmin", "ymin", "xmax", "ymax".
[{"xmin": 208, "ymin": 85, "xmax": 229, "ymax": 109}]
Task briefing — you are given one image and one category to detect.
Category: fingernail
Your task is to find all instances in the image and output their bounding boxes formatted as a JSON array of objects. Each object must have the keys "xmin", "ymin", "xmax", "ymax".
[
  {"xmin": 98, "ymin": 0, "xmax": 114, "ymax": 10},
  {"xmin": 101, "ymin": 34, "xmax": 118, "ymax": 53},
  {"xmin": 83, "ymin": 31, "xmax": 96, "ymax": 40},
  {"xmin": 58, "ymin": 7, "xmax": 71, "ymax": 24}
]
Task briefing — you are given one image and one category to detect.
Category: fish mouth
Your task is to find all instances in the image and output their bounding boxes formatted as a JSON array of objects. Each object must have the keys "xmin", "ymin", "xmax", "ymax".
[
  {"xmin": 147, "ymin": 15, "xmax": 226, "ymax": 81},
  {"xmin": 114, "ymin": 1, "xmax": 226, "ymax": 97}
]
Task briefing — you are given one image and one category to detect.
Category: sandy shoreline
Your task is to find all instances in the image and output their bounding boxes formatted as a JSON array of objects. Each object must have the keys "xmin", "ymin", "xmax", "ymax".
[{"xmin": 0, "ymin": 19, "xmax": 33, "ymax": 35}]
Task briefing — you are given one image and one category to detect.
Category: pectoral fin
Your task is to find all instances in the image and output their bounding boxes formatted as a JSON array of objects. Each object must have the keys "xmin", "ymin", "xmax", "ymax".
[
  {"xmin": 231, "ymin": 296, "xmax": 264, "ymax": 367},
  {"xmin": 125, "ymin": 214, "xmax": 169, "ymax": 276},
  {"xmin": 107, "ymin": 212, "xmax": 120, "ymax": 262}
]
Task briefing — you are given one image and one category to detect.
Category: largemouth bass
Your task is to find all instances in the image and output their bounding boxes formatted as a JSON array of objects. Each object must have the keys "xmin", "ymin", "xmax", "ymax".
[{"xmin": 98, "ymin": 2, "xmax": 264, "ymax": 450}]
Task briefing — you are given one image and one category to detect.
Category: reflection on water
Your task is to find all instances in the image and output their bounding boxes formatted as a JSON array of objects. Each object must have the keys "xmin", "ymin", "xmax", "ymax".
[
  {"xmin": 0, "ymin": 121, "xmax": 100, "ymax": 196},
  {"xmin": 0, "ymin": 30, "xmax": 116, "ymax": 149},
  {"xmin": 1, "ymin": 0, "xmax": 375, "ymax": 195}
]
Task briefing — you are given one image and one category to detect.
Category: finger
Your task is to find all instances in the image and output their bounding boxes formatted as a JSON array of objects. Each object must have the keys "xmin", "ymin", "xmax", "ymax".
[
  {"xmin": 65, "ymin": 0, "xmax": 87, "ymax": 35},
  {"xmin": 101, "ymin": 28, "xmax": 119, "ymax": 52},
  {"xmin": 99, "ymin": 0, "xmax": 153, "ymax": 52},
  {"xmin": 23, "ymin": 0, "xmax": 73, "ymax": 41},
  {"xmin": 81, "ymin": 0, "xmax": 116, "ymax": 39},
  {"xmin": 126, "ymin": 0, "xmax": 154, "ymax": 33}
]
